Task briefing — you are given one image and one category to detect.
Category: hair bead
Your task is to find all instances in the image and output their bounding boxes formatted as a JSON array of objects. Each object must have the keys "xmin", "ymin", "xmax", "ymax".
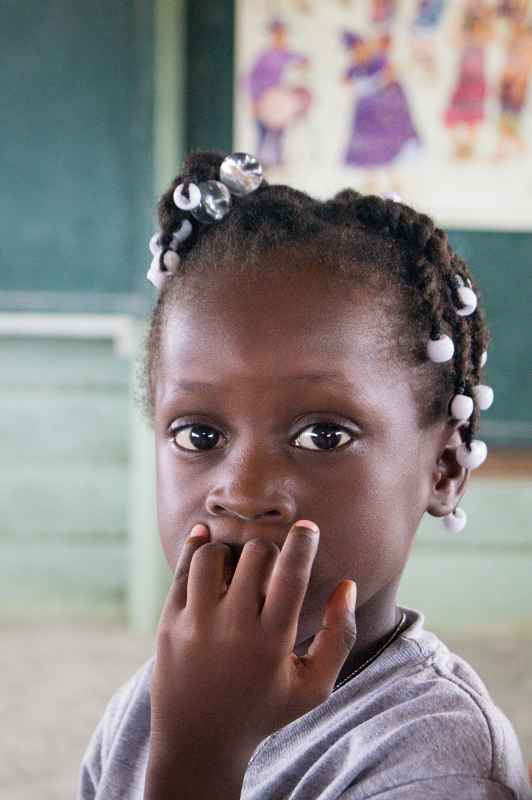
[
  {"xmin": 480, "ymin": 350, "xmax": 488, "ymax": 367},
  {"xmin": 190, "ymin": 180, "xmax": 232, "ymax": 223},
  {"xmin": 427, "ymin": 334, "xmax": 454, "ymax": 363},
  {"xmin": 382, "ymin": 191, "xmax": 402, "ymax": 202},
  {"xmin": 450, "ymin": 393, "xmax": 474, "ymax": 421},
  {"xmin": 147, "ymin": 254, "xmax": 172, "ymax": 290},
  {"xmin": 442, "ymin": 506, "xmax": 467, "ymax": 533},
  {"xmin": 456, "ymin": 439, "xmax": 488, "ymax": 470},
  {"xmin": 169, "ymin": 219, "xmax": 193, "ymax": 249},
  {"xmin": 173, "ymin": 182, "xmax": 202, "ymax": 211},
  {"xmin": 149, "ymin": 233, "xmax": 162, "ymax": 256},
  {"xmin": 162, "ymin": 250, "xmax": 180, "ymax": 273},
  {"xmin": 219, "ymin": 152, "xmax": 263, "ymax": 195},
  {"xmin": 454, "ymin": 285, "xmax": 477, "ymax": 316},
  {"xmin": 473, "ymin": 384, "xmax": 494, "ymax": 410}
]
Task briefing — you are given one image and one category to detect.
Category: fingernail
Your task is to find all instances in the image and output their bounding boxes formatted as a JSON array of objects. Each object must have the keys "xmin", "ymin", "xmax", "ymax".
[
  {"xmin": 346, "ymin": 582, "xmax": 357, "ymax": 614},
  {"xmin": 189, "ymin": 524, "xmax": 209, "ymax": 540},
  {"xmin": 294, "ymin": 519, "xmax": 320, "ymax": 535}
]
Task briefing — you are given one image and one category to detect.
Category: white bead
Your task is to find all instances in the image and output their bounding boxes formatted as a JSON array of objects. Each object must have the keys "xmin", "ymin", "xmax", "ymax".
[
  {"xmin": 173, "ymin": 182, "xmax": 201, "ymax": 211},
  {"xmin": 454, "ymin": 286, "xmax": 477, "ymax": 316},
  {"xmin": 149, "ymin": 232, "xmax": 162, "ymax": 256},
  {"xmin": 162, "ymin": 249, "xmax": 180, "ymax": 273},
  {"xmin": 170, "ymin": 219, "xmax": 193, "ymax": 247},
  {"xmin": 480, "ymin": 350, "xmax": 488, "ymax": 367},
  {"xmin": 473, "ymin": 384, "xmax": 494, "ymax": 411},
  {"xmin": 382, "ymin": 191, "xmax": 402, "ymax": 202},
  {"xmin": 450, "ymin": 393, "xmax": 474, "ymax": 420},
  {"xmin": 146, "ymin": 256, "xmax": 170, "ymax": 290},
  {"xmin": 456, "ymin": 439, "xmax": 488, "ymax": 470},
  {"xmin": 442, "ymin": 507, "xmax": 467, "ymax": 533},
  {"xmin": 427, "ymin": 334, "xmax": 454, "ymax": 363}
]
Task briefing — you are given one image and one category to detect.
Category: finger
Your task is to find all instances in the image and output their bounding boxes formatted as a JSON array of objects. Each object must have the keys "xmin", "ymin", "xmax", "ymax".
[
  {"xmin": 261, "ymin": 521, "xmax": 320, "ymax": 645},
  {"xmin": 159, "ymin": 524, "xmax": 210, "ymax": 627},
  {"xmin": 186, "ymin": 541, "xmax": 234, "ymax": 614},
  {"xmin": 228, "ymin": 538, "xmax": 279, "ymax": 621},
  {"xmin": 303, "ymin": 580, "xmax": 357, "ymax": 696}
]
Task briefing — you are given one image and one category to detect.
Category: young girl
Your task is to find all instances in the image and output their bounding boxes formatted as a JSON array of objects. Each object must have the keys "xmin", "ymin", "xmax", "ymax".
[{"xmin": 78, "ymin": 150, "xmax": 531, "ymax": 799}]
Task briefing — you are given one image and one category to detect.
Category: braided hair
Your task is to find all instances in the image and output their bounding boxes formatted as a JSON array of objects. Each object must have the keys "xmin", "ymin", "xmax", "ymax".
[{"xmin": 138, "ymin": 149, "xmax": 490, "ymax": 455}]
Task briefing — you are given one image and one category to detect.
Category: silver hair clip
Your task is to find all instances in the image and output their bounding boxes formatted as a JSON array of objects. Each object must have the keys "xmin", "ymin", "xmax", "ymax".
[
  {"xmin": 172, "ymin": 152, "xmax": 263, "ymax": 224},
  {"xmin": 147, "ymin": 153, "xmax": 263, "ymax": 289}
]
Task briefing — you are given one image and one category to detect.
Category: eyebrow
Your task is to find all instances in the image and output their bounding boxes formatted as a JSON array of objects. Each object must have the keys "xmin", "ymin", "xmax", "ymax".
[{"xmin": 172, "ymin": 372, "xmax": 354, "ymax": 393}]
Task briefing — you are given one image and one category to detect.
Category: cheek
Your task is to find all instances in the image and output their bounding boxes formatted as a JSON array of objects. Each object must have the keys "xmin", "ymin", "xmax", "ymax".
[
  {"xmin": 155, "ymin": 443, "xmax": 196, "ymax": 565},
  {"xmin": 321, "ymin": 455, "xmax": 419, "ymax": 595}
]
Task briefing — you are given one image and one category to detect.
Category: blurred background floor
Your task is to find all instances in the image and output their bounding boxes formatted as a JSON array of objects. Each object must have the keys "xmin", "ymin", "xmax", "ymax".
[{"xmin": 1, "ymin": 623, "xmax": 531, "ymax": 799}]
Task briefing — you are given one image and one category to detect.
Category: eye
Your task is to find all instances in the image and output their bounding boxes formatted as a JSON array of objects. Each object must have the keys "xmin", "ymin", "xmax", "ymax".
[
  {"xmin": 172, "ymin": 423, "xmax": 224, "ymax": 452},
  {"xmin": 170, "ymin": 421, "xmax": 356, "ymax": 453},
  {"xmin": 293, "ymin": 422, "xmax": 354, "ymax": 452}
]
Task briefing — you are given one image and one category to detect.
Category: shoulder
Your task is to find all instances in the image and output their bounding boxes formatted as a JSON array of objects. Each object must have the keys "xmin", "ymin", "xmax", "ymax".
[
  {"xmin": 331, "ymin": 609, "xmax": 531, "ymax": 798},
  {"xmin": 77, "ymin": 655, "xmax": 155, "ymax": 799},
  {"xmin": 98, "ymin": 654, "xmax": 155, "ymax": 757}
]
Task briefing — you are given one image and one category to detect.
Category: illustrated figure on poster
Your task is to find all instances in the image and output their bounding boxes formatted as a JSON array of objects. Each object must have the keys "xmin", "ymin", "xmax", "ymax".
[
  {"xmin": 242, "ymin": 18, "xmax": 312, "ymax": 168},
  {"xmin": 495, "ymin": 0, "xmax": 529, "ymax": 25},
  {"xmin": 340, "ymin": 30, "xmax": 421, "ymax": 194},
  {"xmin": 370, "ymin": 0, "xmax": 398, "ymax": 30},
  {"xmin": 442, "ymin": 1, "xmax": 493, "ymax": 159},
  {"xmin": 291, "ymin": 0, "xmax": 353, "ymax": 9},
  {"xmin": 291, "ymin": 0, "xmax": 313, "ymax": 15},
  {"xmin": 291, "ymin": 0, "xmax": 353, "ymax": 10},
  {"xmin": 410, "ymin": 0, "xmax": 447, "ymax": 77},
  {"xmin": 494, "ymin": 20, "xmax": 532, "ymax": 158}
]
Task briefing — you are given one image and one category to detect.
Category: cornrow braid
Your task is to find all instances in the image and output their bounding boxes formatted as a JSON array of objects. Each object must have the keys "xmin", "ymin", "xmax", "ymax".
[
  {"xmin": 139, "ymin": 151, "xmax": 491, "ymax": 483},
  {"xmin": 341, "ymin": 194, "xmax": 487, "ymax": 453}
]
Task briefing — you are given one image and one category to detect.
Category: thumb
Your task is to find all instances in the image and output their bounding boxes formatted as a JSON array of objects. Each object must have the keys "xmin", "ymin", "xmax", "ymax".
[{"xmin": 302, "ymin": 580, "xmax": 357, "ymax": 695}]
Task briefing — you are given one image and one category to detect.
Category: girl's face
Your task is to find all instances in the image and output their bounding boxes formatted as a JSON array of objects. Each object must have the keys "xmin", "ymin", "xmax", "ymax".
[{"xmin": 154, "ymin": 254, "xmax": 465, "ymax": 654}]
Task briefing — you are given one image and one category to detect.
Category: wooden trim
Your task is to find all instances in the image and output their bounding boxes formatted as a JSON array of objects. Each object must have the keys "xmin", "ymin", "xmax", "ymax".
[
  {"xmin": 472, "ymin": 449, "xmax": 532, "ymax": 478},
  {"xmin": 0, "ymin": 312, "xmax": 135, "ymax": 356},
  {"xmin": 154, "ymin": 0, "xmax": 185, "ymax": 195}
]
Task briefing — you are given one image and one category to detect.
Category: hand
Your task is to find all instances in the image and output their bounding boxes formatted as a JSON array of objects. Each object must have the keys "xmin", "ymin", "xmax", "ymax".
[{"xmin": 148, "ymin": 521, "xmax": 357, "ymax": 763}]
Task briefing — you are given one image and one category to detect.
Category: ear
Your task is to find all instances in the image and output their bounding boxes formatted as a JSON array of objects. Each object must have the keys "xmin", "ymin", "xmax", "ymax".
[{"xmin": 426, "ymin": 424, "xmax": 470, "ymax": 517}]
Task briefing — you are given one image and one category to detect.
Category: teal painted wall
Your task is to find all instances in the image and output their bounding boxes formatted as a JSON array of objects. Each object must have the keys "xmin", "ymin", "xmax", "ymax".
[{"xmin": 0, "ymin": 337, "xmax": 130, "ymax": 622}]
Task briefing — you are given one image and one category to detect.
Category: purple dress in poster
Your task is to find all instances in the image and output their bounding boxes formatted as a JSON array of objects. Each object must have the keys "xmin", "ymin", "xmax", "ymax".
[
  {"xmin": 243, "ymin": 19, "xmax": 311, "ymax": 167},
  {"xmin": 343, "ymin": 49, "xmax": 420, "ymax": 168}
]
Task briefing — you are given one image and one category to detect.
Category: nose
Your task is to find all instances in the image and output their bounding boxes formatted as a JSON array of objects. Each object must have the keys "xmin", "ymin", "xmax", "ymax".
[
  {"xmin": 205, "ymin": 452, "xmax": 297, "ymax": 524},
  {"xmin": 206, "ymin": 494, "xmax": 291, "ymax": 523}
]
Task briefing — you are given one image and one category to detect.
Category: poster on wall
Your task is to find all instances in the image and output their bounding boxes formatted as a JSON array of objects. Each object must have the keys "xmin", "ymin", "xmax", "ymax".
[{"xmin": 234, "ymin": 0, "xmax": 532, "ymax": 230}]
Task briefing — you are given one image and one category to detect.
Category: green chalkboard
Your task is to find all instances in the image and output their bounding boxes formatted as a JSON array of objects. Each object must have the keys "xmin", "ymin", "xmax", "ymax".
[
  {"xmin": 446, "ymin": 231, "xmax": 532, "ymax": 447},
  {"xmin": 0, "ymin": 0, "xmax": 154, "ymax": 314}
]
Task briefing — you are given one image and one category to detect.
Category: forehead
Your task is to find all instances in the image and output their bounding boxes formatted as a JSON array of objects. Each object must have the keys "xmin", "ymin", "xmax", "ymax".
[{"xmin": 157, "ymin": 260, "xmax": 409, "ymax": 404}]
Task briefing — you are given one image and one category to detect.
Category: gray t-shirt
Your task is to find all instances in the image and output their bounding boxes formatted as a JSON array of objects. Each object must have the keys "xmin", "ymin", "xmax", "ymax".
[{"xmin": 77, "ymin": 606, "xmax": 532, "ymax": 799}]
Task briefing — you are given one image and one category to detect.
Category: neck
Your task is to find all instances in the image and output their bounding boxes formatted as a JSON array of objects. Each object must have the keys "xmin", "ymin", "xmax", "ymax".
[{"xmin": 333, "ymin": 581, "xmax": 403, "ymax": 687}]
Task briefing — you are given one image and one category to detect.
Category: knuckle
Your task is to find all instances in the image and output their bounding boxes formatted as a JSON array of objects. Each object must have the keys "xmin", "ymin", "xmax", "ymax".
[
  {"xmin": 342, "ymin": 621, "xmax": 358, "ymax": 651},
  {"xmin": 246, "ymin": 537, "xmax": 279, "ymax": 556},
  {"xmin": 194, "ymin": 541, "xmax": 228, "ymax": 558},
  {"xmin": 156, "ymin": 624, "xmax": 173, "ymax": 648}
]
